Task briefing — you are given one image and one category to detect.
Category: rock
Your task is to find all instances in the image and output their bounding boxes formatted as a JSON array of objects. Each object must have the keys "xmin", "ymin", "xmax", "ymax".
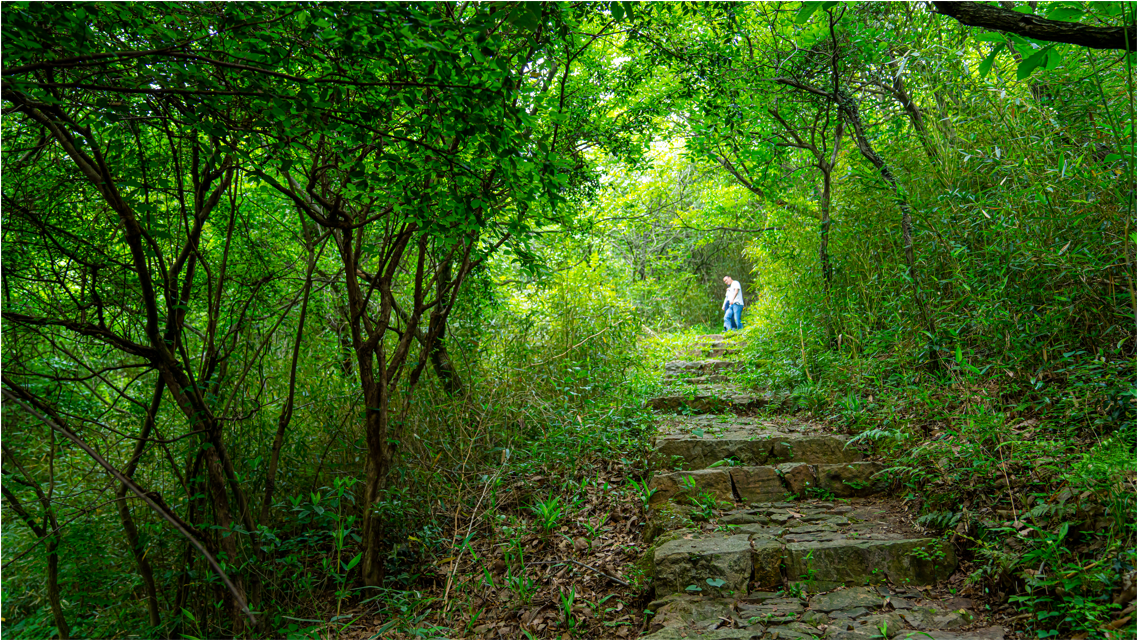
[
  {"xmin": 765, "ymin": 623, "xmax": 821, "ymax": 639},
  {"xmin": 822, "ymin": 612, "xmax": 903, "ymax": 638},
  {"xmin": 654, "ymin": 433, "xmax": 859, "ymax": 471},
  {"xmin": 858, "ymin": 613, "xmax": 905, "ymax": 637},
  {"xmin": 647, "ymin": 386, "xmax": 767, "ymax": 414},
  {"xmin": 828, "ymin": 607, "xmax": 870, "ymax": 620},
  {"xmin": 665, "ymin": 360, "xmax": 743, "ymax": 378},
  {"xmin": 887, "ymin": 597, "xmax": 915, "ymax": 610},
  {"xmin": 771, "ymin": 437, "xmax": 862, "ymax": 465},
  {"xmin": 777, "ymin": 463, "xmax": 817, "ymax": 495},
  {"xmin": 814, "ymin": 463, "xmax": 886, "ymax": 498},
  {"xmin": 654, "ymin": 534, "xmax": 753, "ymax": 598},
  {"xmin": 785, "ymin": 538, "xmax": 956, "ymax": 589},
  {"xmin": 899, "ymin": 606, "xmax": 975, "ymax": 629},
  {"xmin": 650, "ymin": 469, "xmax": 735, "ymax": 506},
  {"xmin": 895, "ymin": 627, "xmax": 1004, "ymax": 640},
  {"xmin": 651, "ymin": 595, "xmax": 735, "ymax": 630},
  {"xmin": 732, "ymin": 467, "xmax": 785, "ymax": 502},
  {"xmin": 639, "ymin": 528, "xmax": 699, "ymax": 579},
  {"xmin": 723, "ymin": 513, "xmax": 771, "ymax": 525},
  {"xmin": 645, "ymin": 504, "xmax": 696, "ymax": 542},
  {"xmin": 705, "ymin": 631, "xmax": 766, "ymax": 640},
  {"xmin": 800, "ymin": 610, "xmax": 829, "ymax": 627},
  {"xmin": 809, "ymin": 587, "xmax": 884, "ymax": 612},
  {"xmin": 644, "ymin": 624, "xmax": 767, "ymax": 639},
  {"xmin": 751, "ymin": 539, "xmax": 786, "ymax": 589}
]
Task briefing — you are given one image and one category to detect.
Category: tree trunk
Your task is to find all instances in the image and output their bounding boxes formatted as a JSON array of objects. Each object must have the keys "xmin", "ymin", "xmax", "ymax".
[
  {"xmin": 115, "ymin": 379, "xmax": 165, "ymax": 629},
  {"xmin": 359, "ymin": 371, "xmax": 395, "ymax": 587},
  {"xmin": 45, "ymin": 536, "xmax": 69, "ymax": 639}
]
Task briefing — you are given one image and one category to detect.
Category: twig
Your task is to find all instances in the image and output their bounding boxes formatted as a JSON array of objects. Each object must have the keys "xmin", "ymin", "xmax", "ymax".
[
  {"xmin": 997, "ymin": 446, "xmax": 1019, "ymax": 524},
  {"xmin": 443, "ymin": 466, "xmax": 505, "ymax": 609},
  {"xmin": 526, "ymin": 559, "xmax": 631, "ymax": 586},
  {"xmin": 530, "ymin": 324, "xmax": 617, "ymax": 366}
]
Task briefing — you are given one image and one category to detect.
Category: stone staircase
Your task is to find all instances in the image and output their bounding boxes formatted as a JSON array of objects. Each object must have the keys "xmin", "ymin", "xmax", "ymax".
[{"xmin": 638, "ymin": 335, "xmax": 1006, "ymax": 640}]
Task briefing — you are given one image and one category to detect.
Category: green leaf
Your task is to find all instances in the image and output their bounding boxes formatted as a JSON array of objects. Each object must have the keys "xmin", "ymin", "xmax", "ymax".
[
  {"xmin": 610, "ymin": 1, "xmax": 624, "ymax": 22},
  {"xmin": 344, "ymin": 552, "xmax": 362, "ymax": 571},
  {"xmin": 1045, "ymin": 7, "xmax": 1084, "ymax": 21},
  {"xmin": 685, "ymin": 584, "xmax": 703, "ymax": 592},
  {"xmin": 706, "ymin": 578, "xmax": 727, "ymax": 588},
  {"xmin": 795, "ymin": 2, "xmax": 824, "ymax": 24},
  {"xmin": 1017, "ymin": 45, "xmax": 1054, "ymax": 80},
  {"xmin": 974, "ymin": 32, "xmax": 1008, "ymax": 43},
  {"xmin": 979, "ymin": 44, "xmax": 1003, "ymax": 78},
  {"xmin": 1044, "ymin": 47, "xmax": 1062, "ymax": 71}
]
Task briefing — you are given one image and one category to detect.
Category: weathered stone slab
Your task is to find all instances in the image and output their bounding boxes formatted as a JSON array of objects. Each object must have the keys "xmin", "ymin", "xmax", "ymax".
[
  {"xmin": 751, "ymin": 539, "xmax": 785, "ymax": 589},
  {"xmin": 815, "ymin": 462, "xmax": 887, "ymax": 497},
  {"xmin": 731, "ymin": 467, "xmax": 784, "ymax": 502},
  {"xmin": 770, "ymin": 438, "xmax": 863, "ymax": 465},
  {"xmin": 823, "ymin": 612, "xmax": 904, "ymax": 638},
  {"xmin": 665, "ymin": 359, "xmax": 743, "ymax": 378},
  {"xmin": 650, "ymin": 595, "xmax": 735, "ymax": 631},
  {"xmin": 644, "ymin": 627, "xmax": 765, "ymax": 640},
  {"xmin": 645, "ymin": 504, "xmax": 696, "ymax": 542},
  {"xmin": 654, "ymin": 534, "xmax": 754, "ymax": 598},
  {"xmin": 650, "ymin": 469, "xmax": 735, "ymax": 506},
  {"xmin": 898, "ymin": 605, "xmax": 976, "ymax": 629},
  {"xmin": 722, "ymin": 513, "xmax": 771, "ymax": 525},
  {"xmin": 895, "ymin": 628, "xmax": 1004, "ymax": 640},
  {"xmin": 809, "ymin": 587, "xmax": 884, "ymax": 612},
  {"xmin": 764, "ymin": 623, "xmax": 821, "ymax": 639},
  {"xmin": 739, "ymin": 597, "xmax": 804, "ymax": 625},
  {"xmin": 786, "ymin": 539, "xmax": 956, "ymax": 589},
  {"xmin": 777, "ymin": 463, "xmax": 816, "ymax": 495},
  {"xmin": 655, "ymin": 434, "xmax": 860, "ymax": 471}
]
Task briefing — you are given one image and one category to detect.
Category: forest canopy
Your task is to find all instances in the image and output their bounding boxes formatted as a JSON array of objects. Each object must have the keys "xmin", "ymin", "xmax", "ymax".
[{"xmin": 2, "ymin": 2, "xmax": 1134, "ymax": 638}]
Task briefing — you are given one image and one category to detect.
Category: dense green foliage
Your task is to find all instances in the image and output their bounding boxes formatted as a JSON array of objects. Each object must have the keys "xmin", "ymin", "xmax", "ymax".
[{"xmin": 2, "ymin": 1, "xmax": 1134, "ymax": 639}]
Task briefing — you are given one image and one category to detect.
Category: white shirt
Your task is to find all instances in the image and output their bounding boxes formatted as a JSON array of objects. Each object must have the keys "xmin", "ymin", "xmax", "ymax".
[{"xmin": 724, "ymin": 280, "xmax": 744, "ymax": 307}]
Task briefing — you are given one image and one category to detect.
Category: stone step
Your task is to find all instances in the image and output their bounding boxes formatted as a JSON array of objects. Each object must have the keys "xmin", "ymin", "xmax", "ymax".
[
  {"xmin": 665, "ymin": 359, "xmax": 743, "ymax": 377},
  {"xmin": 664, "ymin": 359, "xmax": 741, "ymax": 386},
  {"xmin": 679, "ymin": 335, "xmax": 744, "ymax": 360},
  {"xmin": 664, "ymin": 374, "xmax": 734, "ymax": 385},
  {"xmin": 647, "ymin": 385, "xmax": 785, "ymax": 414},
  {"xmin": 648, "ymin": 462, "xmax": 886, "ymax": 506},
  {"xmin": 641, "ymin": 501, "xmax": 960, "ymax": 614},
  {"xmin": 642, "ymin": 587, "xmax": 1003, "ymax": 639},
  {"xmin": 653, "ymin": 429, "xmax": 862, "ymax": 471}
]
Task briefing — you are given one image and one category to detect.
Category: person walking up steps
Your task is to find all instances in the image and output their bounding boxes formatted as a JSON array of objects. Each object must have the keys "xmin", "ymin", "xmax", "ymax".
[{"xmin": 722, "ymin": 276, "xmax": 744, "ymax": 332}]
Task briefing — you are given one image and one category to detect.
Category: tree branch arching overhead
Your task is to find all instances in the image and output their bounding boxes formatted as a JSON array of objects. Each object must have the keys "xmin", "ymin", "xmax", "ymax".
[{"xmin": 932, "ymin": 1, "xmax": 1137, "ymax": 51}]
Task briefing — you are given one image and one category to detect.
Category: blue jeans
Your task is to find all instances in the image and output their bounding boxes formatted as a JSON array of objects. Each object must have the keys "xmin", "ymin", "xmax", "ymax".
[{"xmin": 723, "ymin": 303, "xmax": 743, "ymax": 331}]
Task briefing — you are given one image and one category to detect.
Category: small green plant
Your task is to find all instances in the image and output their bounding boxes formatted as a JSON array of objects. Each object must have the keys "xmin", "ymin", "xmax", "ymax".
[
  {"xmin": 910, "ymin": 539, "xmax": 948, "ymax": 562},
  {"xmin": 805, "ymin": 485, "xmax": 835, "ymax": 500},
  {"xmin": 582, "ymin": 512, "xmax": 610, "ymax": 539},
  {"xmin": 689, "ymin": 492, "xmax": 720, "ymax": 521},
  {"xmin": 629, "ymin": 478, "xmax": 657, "ymax": 508},
  {"xmin": 504, "ymin": 567, "xmax": 536, "ymax": 605},
  {"xmin": 530, "ymin": 494, "xmax": 565, "ymax": 532},
  {"xmin": 708, "ymin": 457, "xmax": 742, "ymax": 468},
  {"xmin": 785, "ymin": 582, "xmax": 806, "ymax": 599},
  {"xmin": 559, "ymin": 587, "xmax": 580, "ymax": 635}
]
